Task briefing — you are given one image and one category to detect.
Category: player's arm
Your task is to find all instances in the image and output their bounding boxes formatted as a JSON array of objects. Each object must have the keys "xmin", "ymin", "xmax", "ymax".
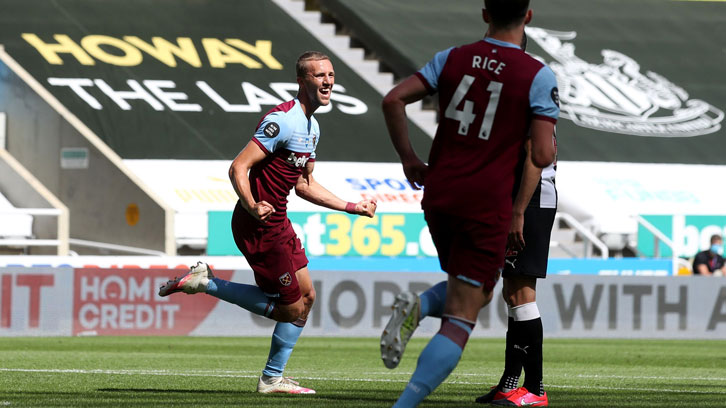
[
  {"xmin": 529, "ymin": 66, "xmax": 559, "ymax": 168},
  {"xmin": 509, "ymin": 140, "xmax": 543, "ymax": 251},
  {"xmin": 382, "ymin": 75, "xmax": 430, "ymax": 190},
  {"xmin": 295, "ymin": 161, "xmax": 377, "ymax": 217},
  {"xmin": 229, "ymin": 141, "xmax": 275, "ymax": 222},
  {"xmin": 530, "ymin": 120, "xmax": 556, "ymax": 168}
]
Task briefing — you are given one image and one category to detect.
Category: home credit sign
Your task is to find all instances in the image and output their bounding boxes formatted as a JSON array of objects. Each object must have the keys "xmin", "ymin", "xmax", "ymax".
[{"xmin": 72, "ymin": 268, "xmax": 233, "ymax": 335}]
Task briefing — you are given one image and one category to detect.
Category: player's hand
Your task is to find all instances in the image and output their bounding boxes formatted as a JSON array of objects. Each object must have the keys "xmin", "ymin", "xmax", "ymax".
[
  {"xmin": 251, "ymin": 201, "xmax": 275, "ymax": 222},
  {"xmin": 402, "ymin": 157, "xmax": 427, "ymax": 190},
  {"xmin": 355, "ymin": 199, "xmax": 377, "ymax": 218},
  {"xmin": 507, "ymin": 213, "xmax": 525, "ymax": 252}
]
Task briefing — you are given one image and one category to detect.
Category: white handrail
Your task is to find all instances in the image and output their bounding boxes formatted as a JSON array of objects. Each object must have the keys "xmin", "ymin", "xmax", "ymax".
[
  {"xmin": 0, "ymin": 208, "xmax": 61, "ymax": 216},
  {"xmin": 555, "ymin": 212, "xmax": 609, "ymax": 259},
  {"xmin": 0, "ymin": 239, "xmax": 59, "ymax": 247},
  {"xmin": 0, "ymin": 207, "xmax": 67, "ymax": 254},
  {"xmin": 68, "ymin": 238, "xmax": 166, "ymax": 256},
  {"xmin": 632, "ymin": 215, "xmax": 678, "ymax": 275}
]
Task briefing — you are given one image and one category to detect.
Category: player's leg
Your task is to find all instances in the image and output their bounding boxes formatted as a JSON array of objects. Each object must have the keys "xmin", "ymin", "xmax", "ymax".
[
  {"xmin": 260, "ymin": 267, "xmax": 314, "ymax": 383},
  {"xmin": 394, "ymin": 211, "xmax": 504, "ymax": 407},
  {"xmin": 381, "ymin": 280, "xmax": 447, "ymax": 369},
  {"xmin": 158, "ymin": 262, "xmax": 278, "ymax": 318},
  {"xmin": 479, "ymin": 206, "xmax": 554, "ymax": 406},
  {"xmin": 394, "ymin": 275, "xmax": 493, "ymax": 408},
  {"xmin": 257, "ymin": 232, "xmax": 315, "ymax": 394}
]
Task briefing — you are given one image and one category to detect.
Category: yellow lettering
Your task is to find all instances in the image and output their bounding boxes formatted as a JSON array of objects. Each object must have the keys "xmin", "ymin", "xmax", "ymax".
[
  {"xmin": 21, "ymin": 33, "xmax": 95, "ymax": 65},
  {"xmin": 224, "ymin": 39, "xmax": 282, "ymax": 70},
  {"xmin": 326, "ymin": 214, "xmax": 352, "ymax": 256},
  {"xmin": 201, "ymin": 38, "xmax": 262, "ymax": 69},
  {"xmin": 81, "ymin": 35, "xmax": 142, "ymax": 66},
  {"xmin": 123, "ymin": 36, "xmax": 201, "ymax": 68}
]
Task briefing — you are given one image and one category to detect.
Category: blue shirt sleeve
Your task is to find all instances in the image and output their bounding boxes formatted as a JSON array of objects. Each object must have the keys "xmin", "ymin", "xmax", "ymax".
[
  {"xmin": 310, "ymin": 118, "xmax": 319, "ymax": 160},
  {"xmin": 417, "ymin": 47, "xmax": 454, "ymax": 92},
  {"xmin": 529, "ymin": 66, "xmax": 560, "ymax": 120},
  {"xmin": 253, "ymin": 111, "xmax": 291, "ymax": 154}
]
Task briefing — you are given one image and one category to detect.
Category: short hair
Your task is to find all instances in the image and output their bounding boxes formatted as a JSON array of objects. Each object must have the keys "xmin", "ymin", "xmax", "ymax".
[
  {"xmin": 711, "ymin": 234, "xmax": 723, "ymax": 244},
  {"xmin": 296, "ymin": 51, "xmax": 330, "ymax": 78},
  {"xmin": 484, "ymin": 0, "xmax": 530, "ymax": 28}
]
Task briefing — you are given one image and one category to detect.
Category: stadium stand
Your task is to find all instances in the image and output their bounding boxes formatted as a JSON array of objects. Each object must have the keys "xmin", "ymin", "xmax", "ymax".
[
  {"xmin": 0, "ymin": 192, "xmax": 33, "ymax": 243},
  {"xmin": 0, "ymin": 148, "xmax": 68, "ymax": 254},
  {"xmin": 314, "ymin": 0, "xmax": 726, "ymax": 260}
]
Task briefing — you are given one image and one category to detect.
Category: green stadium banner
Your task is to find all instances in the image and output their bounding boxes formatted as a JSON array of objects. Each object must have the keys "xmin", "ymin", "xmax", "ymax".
[
  {"xmin": 208, "ymin": 211, "xmax": 436, "ymax": 257},
  {"xmin": 320, "ymin": 0, "xmax": 726, "ymax": 164},
  {"xmin": 638, "ymin": 215, "xmax": 726, "ymax": 257},
  {"xmin": 0, "ymin": 0, "xmax": 431, "ymax": 161}
]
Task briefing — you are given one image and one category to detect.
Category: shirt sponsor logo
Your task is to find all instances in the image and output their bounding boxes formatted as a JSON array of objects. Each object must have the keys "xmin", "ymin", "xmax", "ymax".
[
  {"xmin": 286, "ymin": 151, "xmax": 309, "ymax": 168},
  {"xmin": 527, "ymin": 27, "xmax": 724, "ymax": 137}
]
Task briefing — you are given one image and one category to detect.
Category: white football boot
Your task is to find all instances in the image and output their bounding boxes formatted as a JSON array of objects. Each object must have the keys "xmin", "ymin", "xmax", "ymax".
[
  {"xmin": 256, "ymin": 376, "xmax": 316, "ymax": 394},
  {"xmin": 158, "ymin": 261, "xmax": 215, "ymax": 297},
  {"xmin": 380, "ymin": 291, "xmax": 421, "ymax": 369}
]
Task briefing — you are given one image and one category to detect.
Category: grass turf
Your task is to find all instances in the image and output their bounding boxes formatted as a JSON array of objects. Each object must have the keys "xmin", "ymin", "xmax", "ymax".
[{"xmin": 0, "ymin": 337, "xmax": 725, "ymax": 407}]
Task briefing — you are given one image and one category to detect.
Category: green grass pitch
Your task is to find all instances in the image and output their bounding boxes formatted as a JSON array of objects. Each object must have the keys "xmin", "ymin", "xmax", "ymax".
[{"xmin": 1, "ymin": 337, "xmax": 725, "ymax": 407}]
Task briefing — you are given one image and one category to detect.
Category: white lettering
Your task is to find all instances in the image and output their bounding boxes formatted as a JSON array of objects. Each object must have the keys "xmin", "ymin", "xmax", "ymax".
[
  {"xmin": 472, "ymin": 55, "xmax": 482, "ymax": 68},
  {"xmin": 94, "ymin": 79, "xmax": 164, "ymax": 111},
  {"xmin": 144, "ymin": 80, "xmax": 202, "ymax": 112},
  {"xmin": 128, "ymin": 277, "xmax": 149, "ymax": 302},
  {"xmin": 100, "ymin": 275, "xmax": 126, "ymax": 300},
  {"xmin": 100, "ymin": 304, "xmax": 118, "ymax": 328},
  {"xmin": 78, "ymin": 303, "xmax": 99, "ymax": 328},
  {"xmin": 47, "ymin": 78, "xmax": 102, "ymax": 110},
  {"xmin": 303, "ymin": 214, "xmax": 326, "ymax": 256},
  {"xmin": 80, "ymin": 276, "xmax": 99, "ymax": 301},
  {"xmin": 118, "ymin": 304, "xmax": 134, "ymax": 329}
]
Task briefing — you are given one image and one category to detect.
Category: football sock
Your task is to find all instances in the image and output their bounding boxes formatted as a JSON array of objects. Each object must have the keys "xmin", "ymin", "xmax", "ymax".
[
  {"xmin": 511, "ymin": 302, "xmax": 544, "ymax": 397},
  {"xmin": 394, "ymin": 315, "xmax": 474, "ymax": 408},
  {"xmin": 205, "ymin": 278, "xmax": 275, "ymax": 318},
  {"xmin": 498, "ymin": 316, "xmax": 521, "ymax": 393},
  {"xmin": 419, "ymin": 281, "xmax": 447, "ymax": 319},
  {"xmin": 262, "ymin": 319, "xmax": 306, "ymax": 377}
]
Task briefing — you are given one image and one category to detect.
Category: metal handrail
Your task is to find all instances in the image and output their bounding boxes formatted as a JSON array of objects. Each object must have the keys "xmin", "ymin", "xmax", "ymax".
[
  {"xmin": 68, "ymin": 238, "xmax": 166, "ymax": 256},
  {"xmin": 632, "ymin": 215, "xmax": 678, "ymax": 275},
  {"xmin": 554, "ymin": 212, "xmax": 609, "ymax": 259},
  {"xmin": 0, "ymin": 207, "xmax": 67, "ymax": 254}
]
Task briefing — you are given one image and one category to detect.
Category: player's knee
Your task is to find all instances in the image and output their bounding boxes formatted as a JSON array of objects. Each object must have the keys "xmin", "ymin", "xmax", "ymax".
[
  {"xmin": 276, "ymin": 302, "xmax": 305, "ymax": 322},
  {"xmin": 304, "ymin": 286, "xmax": 316, "ymax": 307},
  {"xmin": 482, "ymin": 289, "xmax": 494, "ymax": 306}
]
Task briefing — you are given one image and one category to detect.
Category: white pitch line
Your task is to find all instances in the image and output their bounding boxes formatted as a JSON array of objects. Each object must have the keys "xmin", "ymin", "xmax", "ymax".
[{"xmin": 1, "ymin": 368, "xmax": 726, "ymax": 395}]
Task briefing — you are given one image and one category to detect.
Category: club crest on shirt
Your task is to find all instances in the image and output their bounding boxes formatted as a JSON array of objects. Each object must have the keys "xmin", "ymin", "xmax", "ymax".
[
  {"xmin": 279, "ymin": 272, "xmax": 292, "ymax": 287},
  {"xmin": 263, "ymin": 122, "xmax": 280, "ymax": 138},
  {"xmin": 525, "ymin": 26, "xmax": 724, "ymax": 137}
]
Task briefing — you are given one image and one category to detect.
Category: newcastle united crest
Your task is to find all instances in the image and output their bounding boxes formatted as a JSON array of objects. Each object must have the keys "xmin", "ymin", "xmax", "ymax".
[{"xmin": 526, "ymin": 27, "xmax": 723, "ymax": 137}]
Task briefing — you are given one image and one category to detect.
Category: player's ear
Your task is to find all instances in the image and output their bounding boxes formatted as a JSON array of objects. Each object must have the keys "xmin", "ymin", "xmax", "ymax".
[
  {"xmin": 482, "ymin": 8, "xmax": 490, "ymax": 24},
  {"xmin": 524, "ymin": 9, "xmax": 533, "ymax": 25}
]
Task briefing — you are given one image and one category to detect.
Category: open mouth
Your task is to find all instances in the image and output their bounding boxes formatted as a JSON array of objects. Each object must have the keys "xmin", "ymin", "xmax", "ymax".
[{"xmin": 319, "ymin": 88, "xmax": 331, "ymax": 97}]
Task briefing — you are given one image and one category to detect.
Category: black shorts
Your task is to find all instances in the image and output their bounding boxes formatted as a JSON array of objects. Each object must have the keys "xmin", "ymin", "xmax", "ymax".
[{"xmin": 502, "ymin": 206, "xmax": 556, "ymax": 279}]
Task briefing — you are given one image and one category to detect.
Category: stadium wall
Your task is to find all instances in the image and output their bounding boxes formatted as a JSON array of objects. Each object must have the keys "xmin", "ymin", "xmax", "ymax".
[
  {"xmin": 1, "ymin": 266, "xmax": 724, "ymax": 339},
  {"xmin": 0, "ymin": 48, "xmax": 174, "ymax": 254}
]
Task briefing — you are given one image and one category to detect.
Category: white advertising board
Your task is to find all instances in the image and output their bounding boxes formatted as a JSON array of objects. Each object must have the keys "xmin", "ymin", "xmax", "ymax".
[{"xmin": 1, "ymin": 267, "xmax": 725, "ymax": 339}]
